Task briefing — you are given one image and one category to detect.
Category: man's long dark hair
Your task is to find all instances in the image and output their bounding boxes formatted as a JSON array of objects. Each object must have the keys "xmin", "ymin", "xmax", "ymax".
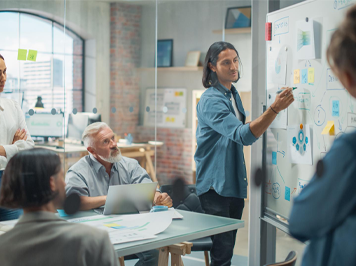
[{"xmin": 202, "ymin": 41, "xmax": 243, "ymax": 88}]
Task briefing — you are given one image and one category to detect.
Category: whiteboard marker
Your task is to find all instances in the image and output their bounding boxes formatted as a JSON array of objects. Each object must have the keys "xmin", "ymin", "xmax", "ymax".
[{"xmin": 276, "ymin": 87, "xmax": 297, "ymax": 94}]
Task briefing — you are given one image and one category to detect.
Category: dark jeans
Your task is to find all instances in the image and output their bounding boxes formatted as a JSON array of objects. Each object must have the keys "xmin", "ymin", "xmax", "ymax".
[
  {"xmin": 199, "ymin": 189, "xmax": 245, "ymax": 266},
  {"xmin": 0, "ymin": 170, "xmax": 23, "ymax": 221}
]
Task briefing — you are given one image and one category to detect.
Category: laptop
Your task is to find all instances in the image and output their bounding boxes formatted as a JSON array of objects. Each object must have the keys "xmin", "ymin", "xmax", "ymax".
[{"xmin": 102, "ymin": 182, "xmax": 158, "ymax": 215}]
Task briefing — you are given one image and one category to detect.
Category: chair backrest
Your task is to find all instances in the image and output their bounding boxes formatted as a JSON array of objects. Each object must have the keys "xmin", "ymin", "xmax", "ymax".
[
  {"xmin": 160, "ymin": 184, "xmax": 204, "ymax": 213},
  {"xmin": 263, "ymin": 251, "xmax": 297, "ymax": 266}
]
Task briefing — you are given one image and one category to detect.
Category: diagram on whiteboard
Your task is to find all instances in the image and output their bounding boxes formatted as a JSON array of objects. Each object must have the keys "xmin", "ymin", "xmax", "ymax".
[
  {"xmin": 287, "ymin": 124, "xmax": 312, "ymax": 165},
  {"xmin": 268, "ymin": 46, "xmax": 288, "ymax": 85},
  {"xmin": 296, "ymin": 19, "xmax": 316, "ymax": 60}
]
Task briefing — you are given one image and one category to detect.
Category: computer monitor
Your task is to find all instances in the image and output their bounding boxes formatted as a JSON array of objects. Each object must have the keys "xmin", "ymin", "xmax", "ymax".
[
  {"xmin": 25, "ymin": 113, "xmax": 64, "ymax": 138},
  {"xmin": 67, "ymin": 112, "xmax": 102, "ymax": 142}
]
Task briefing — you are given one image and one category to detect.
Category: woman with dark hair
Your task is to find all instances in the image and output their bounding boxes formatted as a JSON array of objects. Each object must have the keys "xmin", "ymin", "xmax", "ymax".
[
  {"xmin": 289, "ymin": 5, "xmax": 356, "ymax": 265},
  {"xmin": 0, "ymin": 148, "xmax": 118, "ymax": 266},
  {"xmin": 0, "ymin": 53, "xmax": 34, "ymax": 221},
  {"xmin": 195, "ymin": 41, "xmax": 294, "ymax": 266}
]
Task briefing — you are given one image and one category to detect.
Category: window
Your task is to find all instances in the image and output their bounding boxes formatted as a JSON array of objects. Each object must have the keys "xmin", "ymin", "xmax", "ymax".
[{"xmin": 0, "ymin": 11, "xmax": 84, "ymax": 118}]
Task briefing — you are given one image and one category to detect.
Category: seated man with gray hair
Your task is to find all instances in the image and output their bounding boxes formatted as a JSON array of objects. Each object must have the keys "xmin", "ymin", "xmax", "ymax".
[{"xmin": 65, "ymin": 122, "xmax": 172, "ymax": 266}]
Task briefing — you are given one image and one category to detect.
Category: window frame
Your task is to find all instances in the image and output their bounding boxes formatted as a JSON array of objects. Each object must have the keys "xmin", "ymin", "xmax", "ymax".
[{"xmin": 0, "ymin": 10, "xmax": 85, "ymax": 111}]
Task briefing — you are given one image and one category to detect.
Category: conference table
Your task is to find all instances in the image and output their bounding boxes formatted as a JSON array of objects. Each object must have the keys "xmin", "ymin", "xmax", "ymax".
[{"xmin": 64, "ymin": 209, "xmax": 245, "ymax": 266}]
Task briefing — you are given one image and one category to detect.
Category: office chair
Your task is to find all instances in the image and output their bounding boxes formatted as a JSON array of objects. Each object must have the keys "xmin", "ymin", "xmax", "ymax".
[
  {"xmin": 263, "ymin": 251, "xmax": 297, "ymax": 266},
  {"xmin": 160, "ymin": 184, "xmax": 212, "ymax": 266}
]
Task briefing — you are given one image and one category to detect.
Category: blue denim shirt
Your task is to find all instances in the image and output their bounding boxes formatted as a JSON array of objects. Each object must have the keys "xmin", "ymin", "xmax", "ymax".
[
  {"xmin": 194, "ymin": 83, "xmax": 258, "ymax": 198},
  {"xmin": 289, "ymin": 129, "xmax": 356, "ymax": 266}
]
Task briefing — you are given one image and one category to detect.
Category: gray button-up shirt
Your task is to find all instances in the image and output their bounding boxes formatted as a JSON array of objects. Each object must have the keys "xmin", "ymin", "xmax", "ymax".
[{"xmin": 65, "ymin": 154, "xmax": 152, "ymax": 197}]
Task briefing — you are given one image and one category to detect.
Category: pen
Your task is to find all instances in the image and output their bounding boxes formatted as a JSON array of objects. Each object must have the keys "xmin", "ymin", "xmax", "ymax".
[{"xmin": 276, "ymin": 87, "xmax": 297, "ymax": 94}]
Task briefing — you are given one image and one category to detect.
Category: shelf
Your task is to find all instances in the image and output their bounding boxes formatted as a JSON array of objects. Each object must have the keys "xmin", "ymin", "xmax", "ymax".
[
  {"xmin": 138, "ymin": 66, "xmax": 203, "ymax": 72},
  {"xmin": 212, "ymin": 28, "xmax": 251, "ymax": 34}
]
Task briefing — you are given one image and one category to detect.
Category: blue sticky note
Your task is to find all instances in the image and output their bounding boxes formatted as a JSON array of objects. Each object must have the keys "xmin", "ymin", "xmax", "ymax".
[
  {"xmin": 332, "ymin": 100, "xmax": 339, "ymax": 117},
  {"xmin": 301, "ymin": 69, "xmax": 308, "ymax": 84},
  {"xmin": 272, "ymin": 151, "xmax": 277, "ymax": 165},
  {"xmin": 285, "ymin": 186, "xmax": 290, "ymax": 201}
]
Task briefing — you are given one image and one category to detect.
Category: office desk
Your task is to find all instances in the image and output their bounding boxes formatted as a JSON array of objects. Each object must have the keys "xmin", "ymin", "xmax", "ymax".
[
  {"xmin": 37, "ymin": 143, "xmax": 161, "ymax": 181},
  {"xmin": 64, "ymin": 209, "xmax": 244, "ymax": 258}
]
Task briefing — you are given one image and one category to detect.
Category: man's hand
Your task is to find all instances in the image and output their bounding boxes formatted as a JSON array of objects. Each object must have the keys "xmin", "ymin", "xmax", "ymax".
[
  {"xmin": 271, "ymin": 87, "xmax": 294, "ymax": 113},
  {"xmin": 154, "ymin": 192, "xmax": 173, "ymax": 208},
  {"xmin": 12, "ymin": 129, "xmax": 27, "ymax": 144}
]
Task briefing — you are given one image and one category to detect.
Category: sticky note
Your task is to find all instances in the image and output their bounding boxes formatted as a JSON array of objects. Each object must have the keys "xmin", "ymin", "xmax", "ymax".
[
  {"xmin": 332, "ymin": 100, "xmax": 339, "ymax": 117},
  {"xmin": 179, "ymin": 92, "xmax": 183, "ymax": 96},
  {"xmin": 272, "ymin": 151, "xmax": 277, "ymax": 165},
  {"xmin": 322, "ymin": 121, "xmax": 335, "ymax": 135},
  {"xmin": 175, "ymin": 92, "xmax": 179, "ymax": 96},
  {"xmin": 301, "ymin": 69, "xmax": 308, "ymax": 84},
  {"xmin": 104, "ymin": 223, "xmax": 120, "ymax": 227},
  {"xmin": 285, "ymin": 186, "xmax": 290, "ymax": 201},
  {"xmin": 165, "ymin": 117, "xmax": 175, "ymax": 123},
  {"xmin": 294, "ymin": 69, "xmax": 300, "ymax": 84},
  {"xmin": 27, "ymin": 50, "xmax": 38, "ymax": 61},
  {"xmin": 308, "ymin": 67, "xmax": 315, "ymax": 83},
  {"xmin": 17, "ymin": 49, "xmax": 27, "ymax": 61}
]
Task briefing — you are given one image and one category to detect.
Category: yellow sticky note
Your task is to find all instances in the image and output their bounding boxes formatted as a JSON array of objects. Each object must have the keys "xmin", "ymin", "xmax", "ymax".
[
  {"xmin": 104, "ymin": 223, "xmax": 120, "ymax": 227},
  {"xmin": 308, "ymin": 68, "xmax": 315, "ymax": 83},
  {"xmin": 321, "ymin": 121, "xmax": 335, "ymax": 135},
  {"xmin": 175, "ymin": 92, "xmax": 179, "ymax": 96},
  {"xmin": 165, "ymin": 117, "xmax": 175, "ymax": 123},
  {"xmin": 17, "ymin": 49, "xmax": 27, "ymax": 61},
  {"xmin": 27, "ymin": 50, "xmax": 38, "ymax": 62},
  {"xmin": 179, "ymin": 92, "xmax": 183, "ymax": 96},
  {"xmin": 294, "ymin": 69, "xmax": 300, "ymax": 84}
]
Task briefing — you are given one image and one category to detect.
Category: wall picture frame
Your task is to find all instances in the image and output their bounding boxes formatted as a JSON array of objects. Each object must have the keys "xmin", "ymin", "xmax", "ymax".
[
  {"xmin": 225, "ymin": 6, "xmax": 252, "ymax": 29},
  {"xmin": 185, "ymin": 51, "xmax": 201, "ymax": 67},
  {"xmin": 157, "ymin": 39, "xmax": 173, "ymax": 67}
]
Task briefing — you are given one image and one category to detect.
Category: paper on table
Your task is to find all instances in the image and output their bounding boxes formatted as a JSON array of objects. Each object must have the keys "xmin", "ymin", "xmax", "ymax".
[
  {"xmin": 68, "ymin": 211, "xmax": 173, "ymax": 244},
  {"xmin": 287, "ymin": 124, "xmax": 312, "ymax": 165},
  {"xmin": 168, "ymin": 208, "xmax": 183, "ymax": 219},
  {"xmin": 267, "ymin": 91, "xmax": 287, "ymax": 129}
]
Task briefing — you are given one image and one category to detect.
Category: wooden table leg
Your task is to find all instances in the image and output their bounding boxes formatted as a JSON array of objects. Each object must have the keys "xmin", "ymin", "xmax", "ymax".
[
  {"xmin": 118, "ymin": 257, "xmax": 125, "ymax": 266},
  {"xmin": 171, "ymin": 253, "xmax": 184, "ymax": 266},
  {"xmin": 204, "ymin": 251, "xmax": 209, "ymax": 266},
  {"xmin": 168, "ymin": 242, "xmax": 193, "ymax": 266},
  {"xmin": 158, "ymin": 247, "xmax": 169, "ymax": 266}
]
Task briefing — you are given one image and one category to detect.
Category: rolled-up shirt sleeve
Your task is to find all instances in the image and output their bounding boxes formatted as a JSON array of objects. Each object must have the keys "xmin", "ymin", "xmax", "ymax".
[
  {"xmin": 2, "ymin": 101, "xmax": 34, "ymax": 160},
  {"xmin": 65, "ymin": 170, "xmax": 90, "ymax": 196},
  {"xmin": 198, "ymin": 97, "xmax": 257, "ymax": 146}
]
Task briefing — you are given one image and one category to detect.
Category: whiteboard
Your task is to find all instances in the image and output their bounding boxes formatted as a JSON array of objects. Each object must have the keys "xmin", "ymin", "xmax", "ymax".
[
  {"xmin": 144, "ymin": 88, "xmax": 187, "ymax": 128},
  {"xmin": 265, "ymin": 0, "xmax": 356, "ymax": 219}
]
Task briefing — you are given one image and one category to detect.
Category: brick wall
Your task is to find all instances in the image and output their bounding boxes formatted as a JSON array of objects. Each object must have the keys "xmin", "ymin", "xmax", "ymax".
[
  {"xmin": 137, "ymin": 126, "xmax": 193, "ymax": 185},
  {"xmin": 109, "ymin": 3, "xmax": 193, "ymax": 185},
  {"xmin": 110, "ymin": 3, "xmax": 141, "ymax": 139}
]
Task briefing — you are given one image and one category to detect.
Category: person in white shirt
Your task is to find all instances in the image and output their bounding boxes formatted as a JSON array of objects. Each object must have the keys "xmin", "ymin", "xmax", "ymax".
[{"xmin": 0, "ymin": 54, "xmax": 34, "ymax": 221}]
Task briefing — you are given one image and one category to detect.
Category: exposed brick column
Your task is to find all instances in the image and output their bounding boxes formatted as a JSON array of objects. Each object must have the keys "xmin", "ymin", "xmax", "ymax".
[{"xmin": 110, "ymin": 3, "xmax": 141, "ymax": 139}]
